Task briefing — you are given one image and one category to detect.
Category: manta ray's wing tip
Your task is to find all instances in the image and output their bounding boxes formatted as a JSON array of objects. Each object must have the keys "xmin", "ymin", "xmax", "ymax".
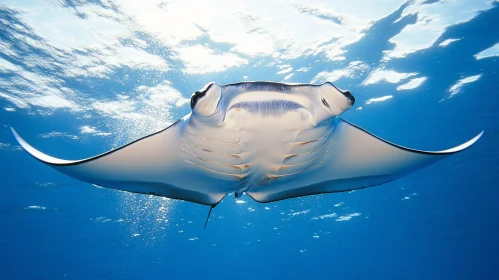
[
  {"xmin": 476, "ymin": 130, "xmax": 485, "ymax": 141},
  {"xmin": 10, "ymin": 127, "xmax": 74, "ymax": 165},
  {"xmin": 10, "ymin": 127, "xmax": 19, "ymax": 139},
  {"xmin": 442, "ymin": 130, "xmax": 484, "ymax": 154},
  {"xmin": 470, "ymin": 130, "xmax": 485, "ymax": 146},
  {"xmin": 10, "ymin": 127, "xmax": 28, "ymax": 150}
]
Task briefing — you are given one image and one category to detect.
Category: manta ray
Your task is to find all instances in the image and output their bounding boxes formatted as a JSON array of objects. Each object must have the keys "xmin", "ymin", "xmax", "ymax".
[{"xmin": 12, "ymin": 82, "xmax": 482, "ymax": 227}]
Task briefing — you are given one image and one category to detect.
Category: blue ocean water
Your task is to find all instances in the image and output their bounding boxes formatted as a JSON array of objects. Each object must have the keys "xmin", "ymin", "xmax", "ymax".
[{"xmin": 0, "ymin": 1, "xmax": 498, "ymax": 279}]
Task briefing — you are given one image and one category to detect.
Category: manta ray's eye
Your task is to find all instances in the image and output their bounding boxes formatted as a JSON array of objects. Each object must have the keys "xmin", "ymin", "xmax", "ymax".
[
  {"xmin": 342, "ymin": 90, "xmax": 355, "ymax": 104},
  {"xmin": 190, "ymin": 82, "xmax": 222, "ymax": 117},
  {"xmin": 319, "ymin": 82, "xmax": 355, "ymax": 117},
  {"xmin": 190, "ymin": 90, "xmax": 206, "ymax": 109}
]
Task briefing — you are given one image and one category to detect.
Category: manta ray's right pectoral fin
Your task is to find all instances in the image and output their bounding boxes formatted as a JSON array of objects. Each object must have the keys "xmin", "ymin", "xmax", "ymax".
[{"xmin": 10, "ymin": 120, "xmax": 231, "ymax": 206}]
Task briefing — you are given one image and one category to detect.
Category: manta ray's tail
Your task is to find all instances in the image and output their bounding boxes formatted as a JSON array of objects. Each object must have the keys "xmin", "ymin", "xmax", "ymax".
[{"xmin": 204, "ymin": 204, "xmax": 217, "ymax": 229}]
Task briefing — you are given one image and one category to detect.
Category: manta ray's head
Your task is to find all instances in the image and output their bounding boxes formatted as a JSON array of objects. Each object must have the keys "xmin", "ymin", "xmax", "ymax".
[{"xmin": 189, "ymin": 81, "xmax": 354, "ymax": 126}]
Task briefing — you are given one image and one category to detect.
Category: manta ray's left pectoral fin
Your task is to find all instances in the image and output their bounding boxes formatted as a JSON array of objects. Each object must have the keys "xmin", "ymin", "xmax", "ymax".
[
  {"xmin": 247, "ymin": 118, "xmax": 484, "ymax": 203},
  {"xmin": 328, "ymin": 119, "xmax": 484, "ymax": 177}
]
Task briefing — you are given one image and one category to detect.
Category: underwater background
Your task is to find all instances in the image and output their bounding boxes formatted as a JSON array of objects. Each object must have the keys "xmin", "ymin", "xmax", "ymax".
[{"xmin": 0, "ymin": 0, "xmax": 498, "ymax": 279}]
